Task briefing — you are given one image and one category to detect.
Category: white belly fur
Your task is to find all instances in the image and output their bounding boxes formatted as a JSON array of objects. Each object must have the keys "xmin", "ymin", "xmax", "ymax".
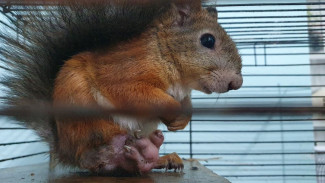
[
  {"xmin": 92, "ymin": 83, "xmax": 190, "ymax": 136},
  {"xmin": 92, "ymin": 88, "xmax": 159, "ymax": 136},
  {"xmin": 166, "ymin": 83, "xmax": 190, "ymax": 102}
]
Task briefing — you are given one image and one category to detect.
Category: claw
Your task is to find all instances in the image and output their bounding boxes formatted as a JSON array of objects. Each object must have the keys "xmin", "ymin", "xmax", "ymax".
[
  {"xmin": 124, "ymin": 145, "xmax": 132, "ymax": 152},
  {"xmin": 134, "ymin": 130, "xmax": 142, "ymax": 139}
]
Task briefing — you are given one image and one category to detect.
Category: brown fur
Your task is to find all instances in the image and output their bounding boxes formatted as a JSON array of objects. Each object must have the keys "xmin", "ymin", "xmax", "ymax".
[
  {"xmin": 52, "ymin": 0, "xmax": 242, "ymax": 172},
  {"xmin": 1, "ymin": 0, "xmax": 242, "ymax": 174}
]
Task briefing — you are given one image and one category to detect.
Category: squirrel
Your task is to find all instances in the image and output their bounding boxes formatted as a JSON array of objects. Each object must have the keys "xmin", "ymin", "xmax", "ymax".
[{"xmin": 0, "ymin": 0, "xmax": 242, "ymax": 175}]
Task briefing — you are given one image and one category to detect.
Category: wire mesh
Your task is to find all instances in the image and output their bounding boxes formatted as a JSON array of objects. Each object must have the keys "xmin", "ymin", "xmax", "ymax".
[{"xmin": 0, "ymin": 0, "xmax": 325, "ymax": 183}]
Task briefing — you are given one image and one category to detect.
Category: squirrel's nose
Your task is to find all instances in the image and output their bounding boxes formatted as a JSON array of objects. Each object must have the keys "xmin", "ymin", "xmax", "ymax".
[{"xmin": 227, "ymin": 75, "xmax": 243, "ymax": 91}]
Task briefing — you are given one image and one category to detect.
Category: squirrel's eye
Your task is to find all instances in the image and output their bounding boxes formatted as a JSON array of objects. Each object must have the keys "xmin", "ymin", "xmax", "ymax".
[{"xmin": 200, "ymin": 33, "xmax": 215, "ymax": 49}]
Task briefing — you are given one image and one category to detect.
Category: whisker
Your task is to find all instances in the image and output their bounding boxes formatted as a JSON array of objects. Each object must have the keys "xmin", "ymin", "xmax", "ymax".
[{"xmin": 214, "ymin": 94, "xmax": 220, "ymax": 104}]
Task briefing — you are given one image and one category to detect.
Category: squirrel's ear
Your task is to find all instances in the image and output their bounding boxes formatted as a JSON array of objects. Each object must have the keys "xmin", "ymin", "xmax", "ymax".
[
  {"xmin": 175, "ymin": 0, "xmax": 201, "ymax": 13},
  {"xmin": 172, "ymin": 0, "xmax": 201, "ymax": 26},
  {"xmin": 206, "ymin": 7, "xmax": 218, "ymax": 19}
]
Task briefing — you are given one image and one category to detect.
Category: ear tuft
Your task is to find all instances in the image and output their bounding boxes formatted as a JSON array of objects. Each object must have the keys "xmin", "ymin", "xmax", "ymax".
[
  {"xmin": 175, "ymin": 0, "xmax": 201, "ymax": 13},
  {"xmin": 206, "ymin": 7, "xmax": 218, "ymax": 19},
  {"xmin": 173, "ymin": 0, "xmax": 202, "ymax": 26}
]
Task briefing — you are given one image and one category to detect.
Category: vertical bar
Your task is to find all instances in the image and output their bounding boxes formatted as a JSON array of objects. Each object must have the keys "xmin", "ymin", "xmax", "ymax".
[
  {"xmin": 264, "ymin": 44, "xmax": 267, "ymax": 66},
  {"xmin": 189, "ymin": 120, "xmax": 193, "ymax": 159},
  {"xmin": 254, "ymin": 43, "xmax": 257, "ymax": 66},
  {"xmin": 320, "ymin": 2, "xmax": 325, "ymax": 52},
  {"xmin": 16, "ymin": 17, "xmax": 19, "ymax": 41},
  {"xmin": 278, "ymin": 84, "xmax": 286, "ymax": 183},
  {"xmin": 49, "ymin": 150, "xmax": 56, "ymax": 171}
]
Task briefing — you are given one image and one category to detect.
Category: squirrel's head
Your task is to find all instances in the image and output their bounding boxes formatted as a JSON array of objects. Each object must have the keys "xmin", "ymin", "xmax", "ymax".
[{"xmin": 157, "ymin": 0, "xmax": 243, "ymax": 94}]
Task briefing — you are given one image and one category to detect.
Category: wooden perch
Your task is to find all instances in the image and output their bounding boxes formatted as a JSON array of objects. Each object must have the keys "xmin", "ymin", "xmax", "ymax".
[{"xmin": 0, "ymin": 160, "xmax": 231, "ymax": 183}]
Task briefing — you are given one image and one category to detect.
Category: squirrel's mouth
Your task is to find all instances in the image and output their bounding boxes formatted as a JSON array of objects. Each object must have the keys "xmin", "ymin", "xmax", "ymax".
[
  {"xmin": 201, "ymin": 86, "xmax": 213, "ymax": 94},
  {"xmin": 199, "ymin": 82, "xmax": 230, "ymax": 94}
]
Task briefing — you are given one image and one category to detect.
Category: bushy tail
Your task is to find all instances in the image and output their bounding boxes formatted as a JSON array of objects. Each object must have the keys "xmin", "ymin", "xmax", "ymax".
[{"xmin": 0, "ymin": 0, "xmax": 169, "ymax": 142}]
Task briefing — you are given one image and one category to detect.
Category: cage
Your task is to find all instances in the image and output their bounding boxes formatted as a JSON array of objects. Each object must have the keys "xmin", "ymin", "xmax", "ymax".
[{"xmin": 1, "ymin": 0, "xmax": 325, "ymax": 183}]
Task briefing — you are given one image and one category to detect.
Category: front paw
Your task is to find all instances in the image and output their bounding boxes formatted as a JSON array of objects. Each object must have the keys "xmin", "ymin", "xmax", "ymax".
[
  {"xmin": 166, "ymin": 115, "xmax": 191, "ymax": 131},
  {"xmin": 161, "ymin": 98, "xmax": 192, "ymax": 131},
  {"xmin": 159, "ymin": 101, "xmax": 182, "ymax": 125}
]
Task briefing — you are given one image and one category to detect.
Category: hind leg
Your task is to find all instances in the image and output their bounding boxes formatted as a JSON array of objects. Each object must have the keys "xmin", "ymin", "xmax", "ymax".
[
  {"xmin": 154, "ymin": 152, "xmax": 184, "ymax": 172},
  {"xmin": 79, "ymin": 129, "xmax": 165, "ymax": 175}
]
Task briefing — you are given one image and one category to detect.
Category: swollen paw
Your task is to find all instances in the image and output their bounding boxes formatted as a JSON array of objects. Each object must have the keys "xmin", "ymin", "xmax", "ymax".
[
  {"xmin": 79, "ymin": 131, "xmax": 165, "ymax": 175},
  {"xmin": 149, "ymin": 130, "xmax": 164, "ymax": 148},
  {"xmin": 121, "ymin": 130, "xmax": 163, "ymax": 174}
]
